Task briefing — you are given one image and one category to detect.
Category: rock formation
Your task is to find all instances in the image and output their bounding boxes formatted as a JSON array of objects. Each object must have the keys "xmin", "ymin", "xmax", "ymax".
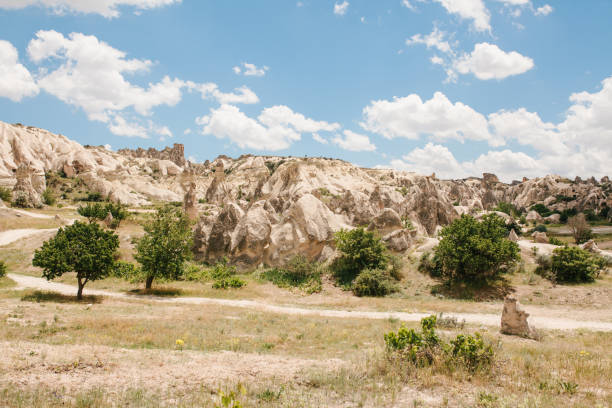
[
  {"xmin": 532, "ymin": 231, "xmax": 549, "ymax": 244},
  {"xmin": 581, "ymin": 239, "xmax": 601, "ymax": 254},
  {"xmin": 501, "ymin": 296, "xmax": 536, "ymax": 338},
  {"xmin": 183, "ymin": 182, "xmax": 198, "ymax": 221},
  {"xmin": 12, "ymin": 164, "xmax": 45, "ymax": 207},
  {"xmin": 508, "ymin": 229, "xmax": 519, "ymax": 242}
]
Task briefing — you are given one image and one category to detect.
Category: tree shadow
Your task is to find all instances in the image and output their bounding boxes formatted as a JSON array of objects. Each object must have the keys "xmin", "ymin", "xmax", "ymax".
[
  {"xmin": 430, "ymin": 278, "xmax": 515, "ymax": 301},
  {"xmin": 127, "ymin": 287, "xmax": 183, "ymax": 297},
  {"xmin": 21, "ymin": 290, "xmax": 103, "ymax": 304}
]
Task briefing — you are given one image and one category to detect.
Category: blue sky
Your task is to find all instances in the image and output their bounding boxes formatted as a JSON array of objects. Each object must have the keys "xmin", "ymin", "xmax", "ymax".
[{"xmin": 0, "ymin": 0, "xmax": 611, "ymax": 181}]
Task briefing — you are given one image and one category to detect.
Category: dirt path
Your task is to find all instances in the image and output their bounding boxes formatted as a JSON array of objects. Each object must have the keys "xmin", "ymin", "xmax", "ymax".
[
  {"xmin": 0, "ymin": 228, "xmax": 58, "ymax": 246},
  {"xmin": 11, "ymin": 209, "xmax": 55, "ymax": 219},
  {"xmin": 8, "ymin": 273, "xmax": 612, "ymax": 332}
]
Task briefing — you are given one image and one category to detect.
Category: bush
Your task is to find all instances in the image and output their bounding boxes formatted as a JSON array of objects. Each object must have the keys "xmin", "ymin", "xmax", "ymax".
[
  {"xmin": 111, "ymin": 260, "xmax": 141, "ymax": 281},
  {"xmin": 533, "ymin": 224, "xmax": 547, "ymax": 233},
  {"xmin": 12, "ymin": 193, "xmax": 29, "ymax": 208},
  {"xmin": 548, "ymin": 236, "xmax": 564, "ymax": 246},
  {"xmin": 260, "ymin": 255, "xmax": 322, "ymax": 293},
  {"xmin": 331, "ymin": 228, "xmax": 389, "ymax": 285},
  {"xmin": 213, "ymin": 276, "xmax": 246, "ymax": 289},
  {"xmin": 85, "ymin": 192, "xmax": 103, "ymax": 202},
  {"xmin": 550, "ymin": 246, "xmax": 606, "ymax": 283},
  {"xmin": 384, "ymin": 315, "xmax": 494, "ymax": 372},
  {"xmin": 418, "ymin": 252, "xmax": 443, "ymax": 278},
  {"xmin": 559, "ymin": 208, "xmax": 578, "ymax": 223},
  {"xmin": 530, "ymin": 204, "xmax": 552, "ymax": 217},
  {"xmin": 0, "ymin": 260, "xmax": 6, "ymax": 278},
  {"xmin": 568, "ymin": 213, "xmax": 592, "ymax": 244},
  {"xmin": 493, "ymin": 201, "xmax": 519, "ymax": 217},
  {"xmin": 433, "ymin": 214, "xmax": 520, "ymax": 284},
  {"xmin": 78, "ymin": 203, "xmax": 107, "ymax": 220},
  {"xmin": 42, "ymin": 188, "xmax": 56, "ymax": 206},
  {"xmin": 0, "ymin": 187, "xmax": 11, "ymax": 202},
  {"xmin": 352, "ymin": 268, "xmax": 397, "ymax": 297},
  {"xmin": 78, "ymin": 202, "xmax": 128, "ymax": 226}
]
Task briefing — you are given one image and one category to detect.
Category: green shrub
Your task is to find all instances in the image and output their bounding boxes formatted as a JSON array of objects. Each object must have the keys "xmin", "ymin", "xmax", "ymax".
[
  {"xmin": 550, "ymin": 246, "xmax": 606, "ymax": 283},
  {"xmin": 12, "ymin": 193, "xmax": 29, "ymax": 208},
  {"xmin": 260, "ymin": 255, "xmax": 322, "ymax": 293},
  {"xmin": 519, "ymin": 215, "xmax": 527, "ymax": 225},
  {"xmin": 213, "ymin": 276, "xmax": 246, "ymax": 289},
  {"xmin": 183, "ymin": 263, "xmax": 207, "ymax": 281},
  {"xmin": 78, "ymin": 203, "xmax": 107, "ymax": 220},
  {"xmin": 385, "ymin": 315, "xmax": 494, "ymax": 372},
  {"xmin": 493, "ymin": 201, "xmax": 519, "ymax": 217},
  {"xmin": 418, "ymin": 252, "xmax": 443, "ymax": 278},
  {"xmin": 0, "ymin": 187, "xmax": 11, "ymax": 202},
  {"xmin": 530, "ymin": 204, "xmax": 552, "ymax": 217},
  {"xmin": 352, "ymin": 268, "xmax": 397, "ymax": 297},
  {"xmin": 111, "ymin": 260, "xmax": 141, "ymax": 281},
  {"xmin": 433, "ymin": 214, "xmax": 520, "ymax": 284},
  {"xmin": 0, "ymin": 260, "xmax": 7, "ymax": 278},
  {"xmin": 548, "ymin": 236, "xmax": 564, "ymax": 246},
  {"xmin": 533, "ymin": 224, "xmax": 547, "ymax": 233},
  {"xmin": 85, "ymin": 192, "xmax": 103, "ymax": 202},
  {"xmin": 448, "ymin": 333, "xmax": 494, "ymax": 372},
  {"xmin": 559, "ymin": 208, "xmax": 577, "ymax": 223},
  {"xmin": 42, "ymin": 188, "xmax": 56, "ymax": 206},
  {"xmin": 331, "ymin": 227, "xmax": 389, "ymax": 285},
  {"xmin": 78, "ymin": 202, "xmax": 128, "ymax": 227}
]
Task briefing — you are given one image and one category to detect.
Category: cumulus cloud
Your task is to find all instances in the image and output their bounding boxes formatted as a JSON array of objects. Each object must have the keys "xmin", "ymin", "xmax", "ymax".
[
  {"xmin": 197, "ymin": 104, "xmax": 339, "ymax": 151},
  {"xmin": 233, "ymin": 62, "xmax": 269, "ymax": 77},
  {"xmin": 193, "ymin": 83, "xmax": 259, "ymax": 105},
  {"xmin": 406, "ymin": 28, "xmax": 454, "ymax": 54},
  {"xmin": 108, "ymin": 115, "xmax": 173, "ymax": 139},
  {"xmin": 0, "ymin": 40, "xmax": 39, "ymax": 102},
  {"xmin": 333, "ymin": 1, "xmax": 349, "ymax": 16},
  {"xmin": 361, "ymin": 91, "xmax": 501, "ymax": 146},
  {"xmin": 534, "ymin": 4, "xmax": 553, "ymax": 16},
  {"xmin": 28, "ymin": 30, "xmax": 186, "ymax": 123},
  {"xmin": 332, "ymin": 130, "xmax": 376, "ymax": 152},
  {"xmin": 312, "ymin": 133, "xmax": 328, "ymax": 144},
  {"xmin": 0, "ymin": 0, "xmax": 181, "ymax": 18},
  {"xmin": 453, "ymin": 42, "xmax": 534, "ymax": 80},
  {"xmin": 401, "ymin": 0, "xmax": 415, "ymax": 10},
  {"xmin": 431, "ymin": 0, "xmax": 491, "ymax": 32},
  {"xmin": 380, "ymin": 73, "xmax": 612, "ymax": 181}
]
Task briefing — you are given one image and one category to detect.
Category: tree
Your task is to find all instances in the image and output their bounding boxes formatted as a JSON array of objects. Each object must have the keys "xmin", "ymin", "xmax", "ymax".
[
  {"xmin": 433, "ymin": 214, "xmax": 520, "ymax": 284},
  {"xmin": 0, "ymin": 260, "xmax": 7, "ymax": 278},
  {"xmin": 567, "ymin": 213, "xmax": 592, "ymax": 244},
  {"xmin": 135, "ymin": 205, "xmax": 193, "ymax": 289},
  {"xmin": 332, "ymin": 227, "xmax": 389, "ymax": 285},
  {"xmin": 32, "ymin": 221, "xmax": 119, "ymax": 299},
  {"xmin": 550, "ymin": 246, "xmax": 606, "ymax": 283}
]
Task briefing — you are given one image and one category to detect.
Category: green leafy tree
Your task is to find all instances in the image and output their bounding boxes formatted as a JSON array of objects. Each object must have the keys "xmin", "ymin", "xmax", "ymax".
[
  {"xmin": 0, "ymin": 187, "xmax": 12, "ymax": 202},
  {"xmin": 550, "ymin": 246, "xmax": 606, "ymax": 283},
  {"xmin": 135, "ymin": 205, "xmax": 193, "ymax": 289},
  {"xmin": 332, "ymin": 227, "xmax": 389, "ymax": 285},
  {"xmin": 32, "ymin": 221, "xmax": 119, "ymax": 299},
  {"xmin": 434, "ymin": 214, "xmax": 520, "ymax": 284},
  {"xmin": 0, "ymin": 260, "xmax": 7, "ymax": 278}
]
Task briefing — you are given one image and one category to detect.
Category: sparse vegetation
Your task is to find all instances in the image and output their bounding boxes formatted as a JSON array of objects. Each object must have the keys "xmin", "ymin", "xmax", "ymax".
[
  {"xmin": 493, "ymin": 201, "xmax": 520, "ymax": 217},
  {"xmin": 549, "ymin": 246, "xmax": 606, "ymax": 283},
  {"xmin": 42, "ymin": 188, "xmax": 56, "ymax": 206},
  {"xmin": 567, "ymin": 213, "xmax": 592, "ymax": 244},
  {"xmin": 0, "ymin": 186, "xmax": 11, "ymax": 202},
  {"xmin": 0, "ymin": 260, "xmax": 6, "ymax": 278},
  {"xmin": 260, "ymin": 255, "xmax": 322, "ymax": 293}
]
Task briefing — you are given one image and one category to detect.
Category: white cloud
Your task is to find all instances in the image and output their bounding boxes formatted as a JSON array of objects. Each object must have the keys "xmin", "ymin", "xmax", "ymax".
[
  {"xmin": 333, "ymin": 130, "xmax": 376, "ymax": 152},
  {"xmin": 104, "ymin": 144, "xmax": 112, "ymax": 151},
  {"xmin": 431, "ymin": 0, "xmax": 491, "ymax": 32},
  {"xmin": 183, "ymin": 128, "xmax": 192, "ymax": 135},
  {"xmin": 534, "ymin": 4, "xmax": 553, "ymax": 16},
  {"xmin": 193, "ymin": 83, "xmax": 259, "ymax": 105},
  {"xmin": 197, "ymin": 104, "xmax": 339, "ymax": 151},
  {"xmin": 0, "ymin": 40, "xmax": 39, "ymax": 102},
  {"xmin": 28, "ymin": 30, "xmax": 186, "ymax": 123},
  {"xmin": 108, "ymin": 115, "xmax": 173, "ymax": 139},
  {"xmin": 453, "ymin": 42, "xmax": 534, "ymax": 80},
  {"xmin": 401, "ymin": 0, "xmax": 415, "ymax": 10},
  {"xmin": 233, "ymin": 62, "xmax": 269, "ymax": 77},
  {"xmin": 334, "ymin": 1, "xmax": 349, "ymax": 16},
  {"xmin": 0, "ymin": 0, "xmax": 180, "ymax": 18},
  {"xmin": 389, "ymin": 143, "xmax": 543, "ymax": 181},
  {"xmin": 406, "ymin": 27, "xmax": 454, "ymax": 54},
  {"xmin": 361, "ymin": 91, "xmax": 501, "ymax": 146},
  {"xmin": 312, "ymin": 133, "xmax": 328, "ymax": 144}
]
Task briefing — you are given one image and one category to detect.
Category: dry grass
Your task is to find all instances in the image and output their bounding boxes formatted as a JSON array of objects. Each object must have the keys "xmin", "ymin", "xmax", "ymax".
[{"xmin": 0, "ymin": 291, "xmax": 609, "ymax": 407}]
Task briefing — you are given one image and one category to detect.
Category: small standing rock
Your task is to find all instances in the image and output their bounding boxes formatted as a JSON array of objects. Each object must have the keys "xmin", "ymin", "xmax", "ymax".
[
  {"xmin": 508, "ymin": 229, "xmax": 519, "ymax": 242},
  {"xmin": 104, "ymin": 211, "xmax": 114, "ymax": 228},
  {"xmin": 501, "ymin": 296, "xmax": 536, "ymax": 338}
]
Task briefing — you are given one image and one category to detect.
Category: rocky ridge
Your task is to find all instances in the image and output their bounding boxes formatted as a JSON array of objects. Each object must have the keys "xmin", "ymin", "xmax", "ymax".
[{"xmin": 1, "ymin": 120, "xmax": 610, "ymax": 266}]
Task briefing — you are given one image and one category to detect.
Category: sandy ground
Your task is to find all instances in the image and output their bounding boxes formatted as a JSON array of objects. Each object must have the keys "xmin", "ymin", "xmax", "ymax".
[
  {"xmin": 9, "ymin": 273, "xmax": 612, "ymax": 332},
  {"xmin": 0, "ymin": 228, "xmax": 58, "ymax": 246},
  {"xmin": 519, "ymin": 239, "xmax": 612, "ymax": 257},
  {"xmin": 11, "ymin": 209, "xmax": 55, "ymax": 219},
  {"xmin": 0, "ymin": 340, "xmax": 343, "ymax": 394}
]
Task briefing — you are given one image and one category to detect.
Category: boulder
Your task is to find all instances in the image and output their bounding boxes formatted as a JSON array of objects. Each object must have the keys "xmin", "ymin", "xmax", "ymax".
[
  {"xmin": 63, "ymin": 163, "xmax": 75, "ymax": 178},
  {"xmin": 544, "ymin": 213, "xmax": 561, "ymax": 224},
  {"xmin": 581, "ymin": 239, "xmax": 601, "ymax": 254},
  {"xmin": 383, "ymin": 229, "xmax": 411, "ymax": 252},
  {"xmin": 532, "ymin": 231, "xmax": 549, "ymax": 244},
  {"xmin": 367, "ymin": 208, "xmax": 403, "ymax": 234},
  {"xmin": 104, "ymin": 212, "xmax": 114, "ymax": 228},
  {"xmin": 508, "ymin": 229, "xmax": 519, "ymax": 242},
  {"xmin": 501, "ymin": 296, "xmax": 535, "ymax": 338},
  {"xmin": 525, "ymin": 210, "xmax": 543, "ymax": 223}
]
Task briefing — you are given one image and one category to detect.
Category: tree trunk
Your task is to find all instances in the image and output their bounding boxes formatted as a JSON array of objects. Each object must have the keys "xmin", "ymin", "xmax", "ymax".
[
  {"xmin": 145, "ymin": 275, "xmax": 154, "ymax": 290},
  {"xmin": 77, "ymin": 277, "xmax": 85, "ymax": 300}
]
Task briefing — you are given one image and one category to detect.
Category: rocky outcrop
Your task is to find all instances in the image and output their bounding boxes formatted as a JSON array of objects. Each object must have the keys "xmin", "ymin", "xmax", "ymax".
[
  {"xmin": 532, "ymin": 231, "xmax": 549, "ymax": 244},
  {"xmin": 508, "ymin": 229, "xmax": 519, "ymax": 242},
  {"xmin": 12, "ymin": 164, "xmax": 45, "ymax": 207},
  {"xmin": 183, "ymin": 182, "xmax": 198, "ymax": 221},
  {"xmin": 117, "ymin": 143, "xmax": 186, "ymax": 167},
  {"xmin": 581, "ymin": 240, "xmax": 601, "ymax": 254},
  {"xmin": 501, "ymin": 296, "xmax": 536, "ymax": 338}
]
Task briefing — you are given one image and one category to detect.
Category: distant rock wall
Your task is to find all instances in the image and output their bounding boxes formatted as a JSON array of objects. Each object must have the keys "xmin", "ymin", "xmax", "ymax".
[{"xmin": 117, "ymin": 144, "xmax": 186, "ymax": 167}]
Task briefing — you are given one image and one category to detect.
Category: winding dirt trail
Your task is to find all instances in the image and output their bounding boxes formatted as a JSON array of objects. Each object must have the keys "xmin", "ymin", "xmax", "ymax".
[
  {"xmin": 0, "ymin": 229, "xmax": 58, "ymax": 246},
  {"xmin": 8, "ymin": 273, "xmax": 612, "ymax": 332}
]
